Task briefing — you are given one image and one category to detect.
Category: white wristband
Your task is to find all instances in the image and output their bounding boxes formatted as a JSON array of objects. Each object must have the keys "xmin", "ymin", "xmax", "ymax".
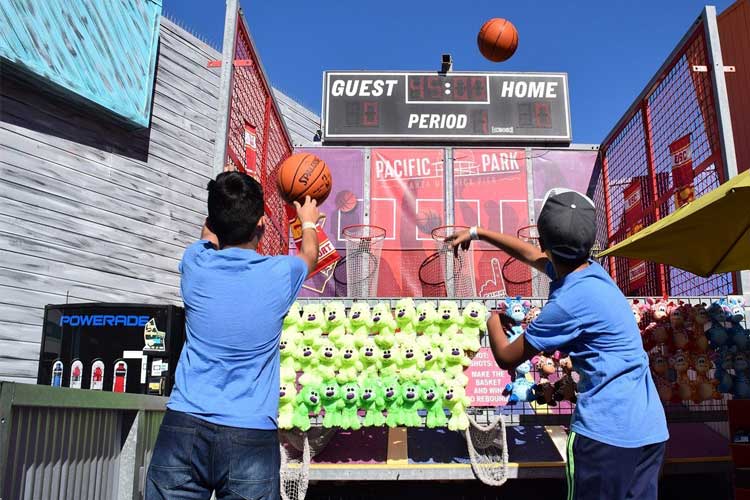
[
  {"xmin": 301, "ymin": 222, "xmax": 317, "ymax": 231},
  {"xmin": 469, "ymin": 226, "xmax": 480, "ymax": 241}
]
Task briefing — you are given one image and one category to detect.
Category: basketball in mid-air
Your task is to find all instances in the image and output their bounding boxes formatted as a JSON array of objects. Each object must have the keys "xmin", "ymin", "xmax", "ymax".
[
  {"xmin": 277, "ymin": 153, "xmax": 332, "ymax": 205},
  {"xmin": 477, "ymin": 18, "xmax": 518, "ymax": 62}
]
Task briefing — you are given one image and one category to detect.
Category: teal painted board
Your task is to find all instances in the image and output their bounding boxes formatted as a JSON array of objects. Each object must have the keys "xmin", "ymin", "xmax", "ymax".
[{"xmin": 0, "ymin": 0, "xmax": 162, "ymax": 128}]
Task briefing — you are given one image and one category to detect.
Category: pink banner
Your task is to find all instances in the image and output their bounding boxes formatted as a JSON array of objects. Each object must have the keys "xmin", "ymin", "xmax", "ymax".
[{"xmin": 465, "ymin": 347, "xmax": 511, "ymax": 406}]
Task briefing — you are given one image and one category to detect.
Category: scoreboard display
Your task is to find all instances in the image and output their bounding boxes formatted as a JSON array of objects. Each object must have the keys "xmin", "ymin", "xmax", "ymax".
[{"xmin": 322, "ymin": 71, "xmax": 571, "ymax": 143}]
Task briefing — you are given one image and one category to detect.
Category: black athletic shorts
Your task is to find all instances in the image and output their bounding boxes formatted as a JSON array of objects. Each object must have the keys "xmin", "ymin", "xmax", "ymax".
[{"xmin": 565, "ymin": 431, "xmax": 666, "ymax": 500}]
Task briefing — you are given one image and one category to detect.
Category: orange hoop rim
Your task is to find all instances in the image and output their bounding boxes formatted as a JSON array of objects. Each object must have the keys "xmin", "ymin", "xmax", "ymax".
[
  {"xmin": 430, "ymin": 225, "xmax": 470, "ymax": 242},
  {"xmin": 342, "ymin": 224, "xmax": 387, "ymax": 242}
]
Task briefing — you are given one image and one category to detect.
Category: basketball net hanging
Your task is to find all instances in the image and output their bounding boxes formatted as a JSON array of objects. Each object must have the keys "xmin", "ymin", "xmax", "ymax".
[
  {"xmin": 280, "ymin": 429, "xmax": 337, "ymax": 500},
  {"xmin": 465, "ymin": 413, "xmax": 510, "ymax": 487},
  {"xmin": 342, "ymin": 225, "xmax": 386, "ymax": 298},
  {"xmin": 431, "ymin": 226, "xmax": 477, "ymax": 297}
]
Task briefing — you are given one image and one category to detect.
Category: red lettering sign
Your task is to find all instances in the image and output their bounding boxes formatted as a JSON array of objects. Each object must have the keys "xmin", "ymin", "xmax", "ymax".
[{"xmin": 669, "ymin": 134, "xmax": 694, "ymax": 208}]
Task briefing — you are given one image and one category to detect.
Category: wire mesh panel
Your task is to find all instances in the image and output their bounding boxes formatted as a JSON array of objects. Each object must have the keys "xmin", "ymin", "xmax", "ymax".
[
  {"xmin": 342, "ymin": 225, "xmax": 386, "ymax": 298},
  {"xmin": 224, "ymin": 13, "xmax": 291, "ymax": 257},
  {"xmin": 431, "ymin": 226, "xmax": 477, "ymax": 297},
  {"xmin": 592, "ymin": 18, "xmax": 735, "ymax": 297}
]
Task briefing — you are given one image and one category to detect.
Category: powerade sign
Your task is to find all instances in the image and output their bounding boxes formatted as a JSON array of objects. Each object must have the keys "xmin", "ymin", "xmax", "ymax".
[{"xmin": 60, "ymin": 315, "xmax": 150, "ymax": 327}]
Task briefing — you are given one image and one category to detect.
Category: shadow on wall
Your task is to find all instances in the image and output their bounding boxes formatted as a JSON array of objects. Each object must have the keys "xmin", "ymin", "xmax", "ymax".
[{"xmin": 0, "ymin": 61, "xmax": 152, "ymax": 162}]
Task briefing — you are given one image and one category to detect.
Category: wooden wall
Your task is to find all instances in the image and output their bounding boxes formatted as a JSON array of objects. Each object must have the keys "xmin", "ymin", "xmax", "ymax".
[
  {"xmin": 0, "ymin": 19, "xmax": 220, "ymax": 383},
  {"xmin": 719, "ymin": 0, "xmax": 750, "ymax": 175}
]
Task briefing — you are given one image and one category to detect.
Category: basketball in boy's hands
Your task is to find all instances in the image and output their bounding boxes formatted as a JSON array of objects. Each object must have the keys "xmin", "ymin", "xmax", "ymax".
[
  {"xmin": 477, "ymin": 18, "xmax": 518, "ymax": 62},
  {"xmin": 277, "ymin": 153, "xmax": 332, "ymax": 205}
]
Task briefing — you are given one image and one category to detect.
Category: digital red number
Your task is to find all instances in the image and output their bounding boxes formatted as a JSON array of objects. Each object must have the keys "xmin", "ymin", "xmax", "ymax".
[
  {"xmin": 453, "ymin": 77, "xmax": 468, "ymax": 100},
  {"xmin": 427, "ymin": 76, "xmax": 442, "ymax": 99},
  {"xmin": 409, "ymin": 76, "xmax": 424, "ymax": 100}
]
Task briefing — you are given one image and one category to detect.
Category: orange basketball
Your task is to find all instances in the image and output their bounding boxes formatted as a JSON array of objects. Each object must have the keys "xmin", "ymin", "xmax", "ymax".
[
  {"xmin": 477, "ymin": 18, "xmax": 518, "ymax": 62},
  {"xmin": 276, "ymin": 153, "xmax": 332, "ymax": 205}
]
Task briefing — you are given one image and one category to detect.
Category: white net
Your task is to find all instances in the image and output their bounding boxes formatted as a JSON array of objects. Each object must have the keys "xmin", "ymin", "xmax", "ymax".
[
  {"xmin": 342, "ymin": 225, "xmax": 386, "ymax": 298},
  {"xmin": 518, "ymin": 225, "xmax": 550, "ymax": 297},
  {"xmin": 465, "ymin": 414, "xmax": 509, "ymax": 487},
  {"xmin": 279, "ymin": 429, "xmax": 337, "ymax": 500},
  {"xmin": 431, "ymin": 226, "xmax": 476, "ymax": 297}
]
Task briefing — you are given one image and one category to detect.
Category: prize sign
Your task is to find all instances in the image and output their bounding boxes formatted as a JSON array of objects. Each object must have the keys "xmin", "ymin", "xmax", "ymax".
[{"xmin": 322, "ymin": 71, "xmax": 571, "ymax": 143}]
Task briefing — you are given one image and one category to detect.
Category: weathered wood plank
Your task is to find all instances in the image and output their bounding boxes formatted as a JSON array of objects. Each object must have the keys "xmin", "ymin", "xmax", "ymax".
[
  {"xmin": 151, "ymin": 103, "xmax": 216, "ymax": 149},
  {"xmin": 0, "ymin": 268, "xmax": 176, "ymax": 306},
  {"xmin": 1, "ymin": 128, "xmax": 207, "ymax": 217},
  {"xmin": 156, "ymin": 42, "xmax": 219, "ymax": 90},
  {"xmin": 146, "ymin": 137, "xmax": 214, "ymax": 180},
  {"xmin": 0, "ymin": 160, "xmax": 200, "ymax": 242},
  {"xmin": 0, "ymin": 247, "xmax": 181, "ymax": 301},
  {"xmin": 0, "ymin": 214, "xmax": 181, "ymax": 276},
  {"xmin": 0, "ymin": 284, "xmax": 75, "ymax": 309},
  {"xmin": 161, "ymin": 19, "xmax": 220, "ymax": 62},
  {"xmin": 0, "ymin": 181, "xmax": 193, "ymax": 259},
  {"xmin": 153, "ymin": 80, "xmax": 218, "ymax": 122},
  {"xmin": 0, "ymin": 303, "xmax": 44, "ymax": 327},
  {"xmin": 154, "ymin": 63, "xmax": 219, "ymax": 111},
  {"xmin": 0, "ymin": 121, "xmax": 210, "ymax": 200},
  {"xmin": 153, "ymin": 91, "xmax": 217, "ymax": 132},
  {"xmin": 0, "ymin": 230, "xmax": 180, "ymax": 288},
  {"xmin": 0, "ymin": 198, "xmax": 191, "ymax": 270},
  {"xmin": 0, "ymin": 334, "xmax": 41, "ymax": 360}
]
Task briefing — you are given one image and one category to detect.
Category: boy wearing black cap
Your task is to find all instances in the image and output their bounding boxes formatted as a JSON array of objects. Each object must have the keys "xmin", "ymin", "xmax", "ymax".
[{"xmin": 448, "ymin": 189, "xmax": 668, "ymax": 500}]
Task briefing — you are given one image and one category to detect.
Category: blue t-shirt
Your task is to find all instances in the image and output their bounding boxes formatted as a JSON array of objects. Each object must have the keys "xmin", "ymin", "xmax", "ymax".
[
  {"xmin": 524, "ymin": 261, "xmax": 668, "ymax": 448},
  {"xmin": 168, "ymin": 241, "xmax": 307, "ymax": 429}
]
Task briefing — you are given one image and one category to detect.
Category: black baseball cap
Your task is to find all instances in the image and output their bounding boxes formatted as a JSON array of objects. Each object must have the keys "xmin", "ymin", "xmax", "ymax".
[{"xmin": 537, "ymin": 189, "xmax": 597, "ymax": 262}]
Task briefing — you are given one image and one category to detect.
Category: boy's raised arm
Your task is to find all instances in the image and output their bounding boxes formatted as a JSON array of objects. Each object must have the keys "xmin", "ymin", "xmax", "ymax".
[
  {"xmin": 293, "ymin": 196, "xmax": 320, "ymax": 276},
  {"xmin": 486, "ymin": 313, "xmax": 538, "ymax": 370},
  {"xmin": 201, "ymin": 218, "xmax": 219, "ymax": 248},
  {"xmin": 447, "ymin": 228, "xmax": 548, "ymax": 273}
]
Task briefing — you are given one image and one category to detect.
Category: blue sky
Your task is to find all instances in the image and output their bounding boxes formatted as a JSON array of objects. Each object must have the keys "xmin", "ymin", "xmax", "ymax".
[{"xmin": 164, "ymin": 0, "xmax": 733, "ymax": 144}]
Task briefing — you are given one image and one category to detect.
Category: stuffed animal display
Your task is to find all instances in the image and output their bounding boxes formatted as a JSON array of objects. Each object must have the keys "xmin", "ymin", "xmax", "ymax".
[
  {"xmin": 636, "ymin": 296, "xmax": 748, "ymax": 404},
  {"xmin": 279, "ymin": 300, "xmax": 492, "ymax": 430}
]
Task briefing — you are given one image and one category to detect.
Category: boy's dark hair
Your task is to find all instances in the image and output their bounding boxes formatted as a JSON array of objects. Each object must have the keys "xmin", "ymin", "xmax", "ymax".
[
  {"xmin": 207, "ymin": 172, "xmax": 264, "ymax": 246},
  {"xmin": 537, "ymin": 190, "xmax": 596, "ymax": 268}
]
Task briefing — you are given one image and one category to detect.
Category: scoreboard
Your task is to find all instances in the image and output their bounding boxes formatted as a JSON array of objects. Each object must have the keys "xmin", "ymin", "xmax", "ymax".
[{"xmin": 322, "ymin": 71, "xmax": 571, "ymax": 143}]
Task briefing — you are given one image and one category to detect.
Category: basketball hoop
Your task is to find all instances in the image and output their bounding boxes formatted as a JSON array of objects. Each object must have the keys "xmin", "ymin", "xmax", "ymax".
[
  {"xmin": 465, "ymin": 414, "xmax": 509, "ymax": 486},
  {"xmin": 431, "ymin": 225, "xmax": 476, "ymax": 297},
  {"xmin": 342, "ymin": 225, "xmax": 386, "ymax": 298},
  {"xmin": 502, "ymin": 224, "xmax": 550, "ymax": 297}
]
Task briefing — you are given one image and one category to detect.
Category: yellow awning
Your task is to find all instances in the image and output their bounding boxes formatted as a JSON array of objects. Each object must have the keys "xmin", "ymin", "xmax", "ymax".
[{"xmin": 598, "ymin": 169, "xmax": 750, "ymax": 277}]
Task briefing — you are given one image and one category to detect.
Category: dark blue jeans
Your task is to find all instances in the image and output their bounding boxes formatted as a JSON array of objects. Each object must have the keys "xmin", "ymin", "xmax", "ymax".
[{"xmin": 146, "ymin": 409, "xmax": 280, "ymax": 500}]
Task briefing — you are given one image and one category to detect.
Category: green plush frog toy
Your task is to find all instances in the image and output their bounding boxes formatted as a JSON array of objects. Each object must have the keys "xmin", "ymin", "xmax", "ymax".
[
  {"xmin": 324, "ymin": 301, "xmax": 349, "ymax": 346},
  {"xmin": 420, "ymin": 379, "xmax": 447, "ymax": 428},
  {"xmin": 398, "ymin": 381, "xmax": 423, "ymax": 427},
  {"xmin": 320, "ymin": 380, "xmax": 343, "ymax": 428},
  {"xmin": 292, "ymin": 385, "xmax": 321, "ymax": 432},
  {"xmin": 444, "ymin": 380, "xmax": 471, "ymax": 431},
  {"xmin": 382, "ymin": 377, "xmax": 403, "ymax": 428},
  {"xmin": 278, "ymin": 382, "xmax": 297, "ymax": 430},
  {"xmin": 340, "ymin": 383, "xmax": 362, "ymax": 430},
  {"xmin": 360, "ymin": 377, "xmax": 386, "ymax": 427},
  {"xmin": 371, "ymin": 302, "xmax": 397, "ymax": 349}
]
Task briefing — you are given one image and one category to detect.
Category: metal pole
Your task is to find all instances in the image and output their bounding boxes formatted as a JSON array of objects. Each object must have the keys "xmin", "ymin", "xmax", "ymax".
[
  {"xmin": 211, "ymin": 0, "xmax": 239, "ymax": 177},
  {"xmin": 526, "ymin": 147, "xmax": 541, "ymax": 297},
  {"xmin": 362, "ymin": 148, "xmax": 371, "ymax": 297},
  {"xmin": 703, "ymin": 6, "xmax": 750, "ymax": 296},
  {"xmin": 444, "ymin": 147, "xmax": 455, "ymax": 296},
  {"xmin": 641, "ymin": 101, "xmax": 668, "ymax": 295}
]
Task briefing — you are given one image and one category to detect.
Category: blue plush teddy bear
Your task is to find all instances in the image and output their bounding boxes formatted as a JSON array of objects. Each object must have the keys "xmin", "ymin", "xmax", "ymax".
[
  {"xmin": 499, "ymin": 297, "xmax": 531, "ymax": 341},
  {"xmin": 504, "ymin": 360, "xmax": 535, "ymax": 404}
]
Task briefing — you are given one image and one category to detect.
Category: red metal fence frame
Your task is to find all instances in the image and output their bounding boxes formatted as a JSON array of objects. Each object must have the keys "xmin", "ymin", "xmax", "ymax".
[
  {"xmin": 590, "ymin": 12, "xmax": 735, "ymax": 297},
  {"xmin": 224, "ymin": 11, "xmax": 292, "ymax": 256}
]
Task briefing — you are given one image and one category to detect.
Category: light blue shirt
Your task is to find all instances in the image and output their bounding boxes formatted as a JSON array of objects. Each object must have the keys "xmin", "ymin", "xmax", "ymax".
[
  {"xmin": 168, "ymin": 241, "xmax": 307, "ymax": 429},
  {"xmin": 525, "ymin": 261, "xmax": 669, "ymax": 448}
]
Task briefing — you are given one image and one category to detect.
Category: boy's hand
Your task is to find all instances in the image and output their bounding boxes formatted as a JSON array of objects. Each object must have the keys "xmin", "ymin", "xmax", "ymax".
[
  {"xmin": 293, "ymin": 196, "xmax": 320, "ymax": 225},
  {"xmin": 445, "ymin": 229, "xmax": 473, "ymax": 258}
]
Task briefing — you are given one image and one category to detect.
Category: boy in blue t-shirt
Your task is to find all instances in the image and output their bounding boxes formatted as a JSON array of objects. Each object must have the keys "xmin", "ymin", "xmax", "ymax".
[
  {"xmin": 448, "ymin": 189, "xmax": 668, "ymax": 500},
  {"xmin": 146, "ymin": 172, "xmax": 319, "ymax": 500}
]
